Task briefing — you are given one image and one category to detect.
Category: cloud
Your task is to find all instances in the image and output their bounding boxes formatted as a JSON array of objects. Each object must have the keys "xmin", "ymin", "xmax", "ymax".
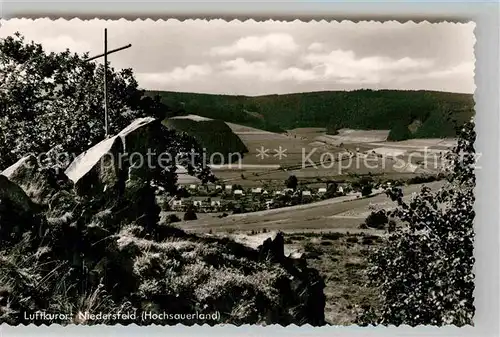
[
  {"xmin": 136, "ymin": 64, "xmax": 212, "ymax": 85},
  {"xmin": 0, "ymin": 19, "xmax": 474, "ymax": 94},
  {"xmin": 425, "ymin": 61, "xmax": 474, "ymax": 79},
  {"xmin": 220, "ymin": 49, "xmax": 436, "ymax": 85},
  {"xmin": 303, "ymin": 50, "xmax": 434, "ymax": 84},
  {"xmin": 307, "ymin": 42, "xmax": 325, "ymax": 52},
  {"xmin": 210, "ymin": 33, "xmax": 299, "ymax": 56},
  {"xmin": 38, "ymin": 35, "xmax": 92, "ymax": 55},
  {"xmin": 396, "ymin": 61, "xmax": 475, "ymax": 92},
  {"xmin": 220, "ymin": 58, "xmax": 317, "ymax": 83}
]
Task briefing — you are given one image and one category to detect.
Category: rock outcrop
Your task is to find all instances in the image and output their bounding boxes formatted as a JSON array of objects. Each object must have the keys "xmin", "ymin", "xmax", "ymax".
[
  {"xmin": 1, "ymin": 154, "xmax": 73, "ymax": 206},
  {"xmin": 0, "ymin": 175, "xmax": 43, "ymax": 246},
  {"xmin": 65, "ymin": 117, "xmax": 158, "ymax": 197}
]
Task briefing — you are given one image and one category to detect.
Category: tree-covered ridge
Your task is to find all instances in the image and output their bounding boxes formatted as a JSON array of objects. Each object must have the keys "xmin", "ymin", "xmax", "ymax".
[
  {"xmin": 149, "ymin": 90, "xmax": 474, "ymax": 139},
  {"xmin": 163, "ymin": 118, "xmax": 248, "ymax": 164}
]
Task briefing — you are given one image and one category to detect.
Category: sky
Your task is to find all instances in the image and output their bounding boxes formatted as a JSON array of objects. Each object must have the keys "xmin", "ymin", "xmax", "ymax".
[{"xmin": 0, "ymin": 19, "xmax": 475, "ymax": 96}]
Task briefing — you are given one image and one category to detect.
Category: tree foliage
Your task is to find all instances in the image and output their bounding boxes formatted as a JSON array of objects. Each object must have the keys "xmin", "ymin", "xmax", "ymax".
[
  {"xmin": 365, "ymin": 210, "xmax": 389, "ymax": 229},
  {"xmin": 285, "ymin": 175, "xmax": 298, "ymax": 190},
  {"xmin": 387, "ymin": 122, "xmax": 411, "ymax": 141},
  {"xmin": 0, "ymin": 33, "xmax": 168, "ymax": 170},
  {"xmin": 323, "ymin": 182, "xmax": 338, "ymax": 198},
  {"xmin": 151, "ymin": 89, "xmax": 474, "ymax": 139},
  {"xmin": 361, "ymin": 120, "xmax": 476, "ymax": 326},
  {"xmin": 163, "ymin": 118, "xmax": 248, "ymax": 164},
  {"xmin": 183, "ymin": 205, "xmax": 198, "ymax": 221}
]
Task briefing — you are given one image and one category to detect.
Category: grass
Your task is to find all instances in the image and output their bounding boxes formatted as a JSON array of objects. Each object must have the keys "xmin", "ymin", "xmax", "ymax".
[
  {"xmin": 285, "ymin": 231, "xmax": 382, "ymax": 325},
  {"xmin": 0, "ymin": 218, "xmax": 326, "ymax": 325}
]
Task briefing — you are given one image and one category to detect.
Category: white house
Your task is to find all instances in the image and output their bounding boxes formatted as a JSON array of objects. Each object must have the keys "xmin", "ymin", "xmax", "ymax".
[
  {"xmin": 189, "ymin": 184, "xmax": 197, "ymax": 190},
  {"xmin": 233, "ymin": 189, "xmax": 244, "ymax": 196},
  {"xmin": 262, "ymin": 190, "xmax": 269, "ymax": 195},
  {"xmin": 284, "ymin": 188, "xmax": 294, "ymax": 193},
  {"xmin": 251, "ymin": 187, "xmax": 262, "ymax": 194},
  {"xmin": 211, "ymin": 200, "xmax": 222, "ymax": 207},
  {"xmin": 302, "ymin": 191, "xmax": 312, "ymax": 196},
  {"xmin": 172, "ymin": 199, "xmax": 183, "ymax": 207},
  {"xmin": 225, "ymin": 185, "xmax": 232, "ymax": 191},
  {"xmin": 215, "ymin": 185, "xmax": 222, "ymax": 190},
  {"xmin": 274, "ymin": 191, "xmax": 283, "ymax": 196},
  {"xmin": 193, "ymin": 200, "xmax": 203, "ymax": 207},
  {"xmin": 318, "ymin": 187, "xmax": 327, "ymax": 194},
  {"xmin": 338, "ymin": 186, "xmax": 344, "ymax": 194}
]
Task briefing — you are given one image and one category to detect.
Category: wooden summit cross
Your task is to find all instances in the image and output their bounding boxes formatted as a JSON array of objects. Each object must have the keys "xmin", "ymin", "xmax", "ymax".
[{"xmin": 86, "ymin": 28, "xmax": 132, "ymax": 137}]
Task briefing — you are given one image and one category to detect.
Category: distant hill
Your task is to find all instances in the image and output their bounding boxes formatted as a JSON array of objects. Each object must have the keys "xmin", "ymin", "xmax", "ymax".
[
  {"xmin": 163, "ymin": 116, "xmax": 248, "ymax": 164},
  {"xmin": 149, "ymin": 89, "xmax": 474, "ymax": 140}
]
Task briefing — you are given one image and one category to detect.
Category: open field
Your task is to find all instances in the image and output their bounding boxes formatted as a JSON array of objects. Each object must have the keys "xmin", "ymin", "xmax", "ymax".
[
  {"xmin": 169, "ymin": 118, "xmax": 453, "ymax": 187},
  {"xmin": 314, "ymin": 129, "xmax": 390, "ymax": 146},
  {"xmin": 211, "ymin": 123, "xmax": 451, "ymax": 186},
  {"xmin": 226, "ymin": 121, "xmax": 335, "ymax": 166}
]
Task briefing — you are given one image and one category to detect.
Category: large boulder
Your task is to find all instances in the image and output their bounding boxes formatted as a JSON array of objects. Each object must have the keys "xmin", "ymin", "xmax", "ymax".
[
  {"xmin": 257, "ymin": 231, "xmax": 326, "ymax": 325},
  {"xmin": 258, "ymin": 231, "xmax": 286, "ymax": 263},
  {"xmin": 1, "ymin": 154, "xmax": 73, "ymax": 206},
  {"xmin": 65, "ymin": 117, "xmax": 161, "ymax": 197},
  {"xmin": 0, "ymin": 175, "xmax": 41, "ymax": 245}
]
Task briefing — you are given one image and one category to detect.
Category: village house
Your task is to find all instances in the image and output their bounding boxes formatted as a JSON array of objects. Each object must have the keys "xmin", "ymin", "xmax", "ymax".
[
  {"xmin": 318, "ymin": 187, "xmax": 327, "ymax": 194},
  {"xmin": 211, "ymin": 199, "xmax": 222, "ymax": 207},
  {"xmin": 233, "ymin": 189, "xmax": 244, "ymax": 197},
  {"xmin": 302, "ymin": 190, "xmax": 312, "ymax": 196},
  {"xmin": 171, "ymin": 199, "xmax": 183, "ymax": 210},
  {"xmin": 169, "ymin": 197, "xmax": 194, "ymax": 211},
  {"xmin": 251, "ymin": 187, "xmax": 262, "ymax": 194}
]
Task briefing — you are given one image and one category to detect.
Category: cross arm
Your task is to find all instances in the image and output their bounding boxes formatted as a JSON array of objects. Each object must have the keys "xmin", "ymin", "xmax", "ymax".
[{"xmin": 85, "ymin": 44, "xmax": 132, "ymax": 62}]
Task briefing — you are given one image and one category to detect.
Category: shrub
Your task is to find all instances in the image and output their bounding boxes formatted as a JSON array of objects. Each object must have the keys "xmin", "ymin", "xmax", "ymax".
[
  {"xmin": 345, "ymin": 237, "xmax": 359, "ymax": 244},
  {"xmin": 387, "ymin": 220, "xmax": 396, "ymax": 233},
  {"xmin": 183, "ymin": 206, "xmax": 197, "ymax": 221},
  {"xmin": 285, "ymin": 175, "xmax": 298, "ymax": 190},
  {"xmin": 165, "ymin": 214, "xmax": 181, "ymax": 224},
  {"xmin": 321, "ymin": 232, "xmax": 344, "ymax": 240},
  {"xmin": 324, "ymin": 182, "xmax": 338, "ymax": 199},
  {"xmin": 387, "ymin": 123, "xmax": 411, "ymax": 141},
  {"xmin": 365, "ymin": 211, "xmax": 389, "ymax": 230},
  {"xmin": 361, "ymin": 237, "xmax": 374, "ymax": 245},
  {"xmin": 407, "ymin": 175, "xmax": 439, "ymax": 185},
  {"xmin": 361, "ymin": 184, "xmax": 373, "ymax": 197},
  {"xmin": 361, "ymin": 119, "xmax": 475, "ymax": 326}
]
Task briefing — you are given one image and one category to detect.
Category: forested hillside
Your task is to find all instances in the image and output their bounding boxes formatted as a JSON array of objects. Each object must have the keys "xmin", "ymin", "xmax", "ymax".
[
  {"xmin": 150, "ymin": 90, "xmax": 474, "ymax": 140},
  {"xmin": 163, "ymin": 118, "xmax": 248, "ymax": 164}
]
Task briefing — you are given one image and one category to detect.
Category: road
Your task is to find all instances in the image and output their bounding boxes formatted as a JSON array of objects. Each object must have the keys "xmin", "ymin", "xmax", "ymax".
[{"xmin": 177, "ymin": 180, "xmax": 445, "ymax": 234}]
